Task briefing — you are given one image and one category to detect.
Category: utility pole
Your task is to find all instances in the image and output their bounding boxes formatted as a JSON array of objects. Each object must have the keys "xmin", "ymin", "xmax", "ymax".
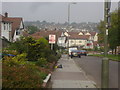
[{"xmin": 101, "ymin": 0, "xmax": 111, "ymax": 88}]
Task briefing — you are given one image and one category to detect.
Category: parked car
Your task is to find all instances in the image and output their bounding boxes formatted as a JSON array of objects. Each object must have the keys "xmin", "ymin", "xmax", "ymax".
[
  {"xmin": 79, "ymin": 50, "xmax": 87, "ymax": 56},
  {"xmin": 71, "ymin": 50, "xmax": 81, "ymax": 58}
]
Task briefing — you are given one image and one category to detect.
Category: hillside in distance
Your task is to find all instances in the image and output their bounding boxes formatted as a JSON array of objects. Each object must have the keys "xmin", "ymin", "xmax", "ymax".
[{"xmin": 24, "ymin": 21, "xmax": 99, "ymax": 32}]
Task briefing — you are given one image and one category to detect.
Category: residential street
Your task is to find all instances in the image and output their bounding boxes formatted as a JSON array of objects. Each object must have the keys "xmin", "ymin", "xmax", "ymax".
[
  {"xmin": 50, "ymin": 55, "xmax": 97, "ymax": 88},
  {"xmin": 73, "ymin": 56, "xmax": 119, "ymax": 88},
  {"xmin": 1, "ymin": 1, "xmax": 120, "ymax": 88}
]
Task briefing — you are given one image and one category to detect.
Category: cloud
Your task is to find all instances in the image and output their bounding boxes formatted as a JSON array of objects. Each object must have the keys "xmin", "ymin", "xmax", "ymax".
[{"xmin": 29, "ymin": 2, "xmax": 52, "ymax": 12}]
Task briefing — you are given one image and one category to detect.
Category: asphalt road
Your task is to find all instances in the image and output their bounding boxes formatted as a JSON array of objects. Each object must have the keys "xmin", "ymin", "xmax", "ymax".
[{"xmin": 73, "ymin": 56, "xmax": 119, "ymax": 88}]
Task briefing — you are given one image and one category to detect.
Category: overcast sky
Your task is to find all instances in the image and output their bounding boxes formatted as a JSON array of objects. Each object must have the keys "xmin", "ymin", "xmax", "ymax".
[{"xmin": 2, "ymin": 2, "xmax": 118, "ymax": 23}]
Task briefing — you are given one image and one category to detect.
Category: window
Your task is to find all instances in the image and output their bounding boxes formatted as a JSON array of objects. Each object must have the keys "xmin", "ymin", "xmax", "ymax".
[
  {"xmin": 16, "ymin": 30, "xmax": 20, "ymax": 35},
  {"xmin": 79, "ymin": 41, "xmax": 82, "ymax": 43},
  {"xmin": 6, "ymin": 23, "xmax": 8, "ymax": 30},
  {"xmin": 71, "ymin": 40, "xmax": 74, "ymax": 43},
  {"xmin": 4, "ymin": 23, "xmax": 6, "ymax": 30},
  {"xmin": 9, "ymin": 24, "xmax": 11, "ymax": 31}
]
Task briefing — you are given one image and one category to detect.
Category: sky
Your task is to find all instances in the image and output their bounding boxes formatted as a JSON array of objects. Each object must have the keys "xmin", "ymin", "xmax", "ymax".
[{"xmin": 2, "ymin": 2, "xmax": 118, "ymax": 23}]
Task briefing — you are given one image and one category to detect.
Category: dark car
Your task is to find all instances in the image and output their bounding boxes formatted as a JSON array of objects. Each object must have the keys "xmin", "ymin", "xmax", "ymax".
[
  {"xmin": 79, "ymin": 50, "xmax": 87, "ymax": 56},
  {"xmin": 71, "ymin": 50, "xmax": 81, "ymax": 58}
]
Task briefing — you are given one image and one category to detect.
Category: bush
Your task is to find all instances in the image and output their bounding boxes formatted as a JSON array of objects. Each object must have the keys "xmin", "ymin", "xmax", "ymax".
[
  {"xmin": 47, "ymin": 54, "xmax": 58, "ymax": 63},
  {"xmin": 2, "ymin": 64, "xmax": 46, "ymax": 88},
  {"xmin": 35, "ymin": 58, "xmax": 47, "ymax": 67},
  {"xmin": 56, "ymin": 53, "xmax": 61, "ymax": 59},
  {"xmin": 2, "ymin": 50, "xmax": 18, "ymax": 56},
  {"xmin": 3, "ymin": 53, "xmax": 28, "ymax": 66}
]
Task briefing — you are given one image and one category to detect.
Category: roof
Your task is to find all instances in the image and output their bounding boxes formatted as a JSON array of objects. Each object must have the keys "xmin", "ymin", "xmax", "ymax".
[
  {"xmin": 65, "ymin": 31, "xmax": 90, "ymax": 40},
  {"xmin": 31, "ymin": 30, "xmax": 63, "ymax": 41},
  {"xmin": 69, "ymin": 34, "xmax": 90, "ymax": 40},
  {"xmin": 22, "ymin": 31, "xmax": 30, "ymax": 37},
  {"xmin": 89, "ymin": 32, "xmax": 97, "ymax": 36}
]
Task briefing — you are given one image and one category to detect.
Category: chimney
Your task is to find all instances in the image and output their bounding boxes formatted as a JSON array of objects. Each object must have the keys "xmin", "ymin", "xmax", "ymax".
[{"xmin": 5, "ymin": 12, "xmax": 8, "ymax": 17}]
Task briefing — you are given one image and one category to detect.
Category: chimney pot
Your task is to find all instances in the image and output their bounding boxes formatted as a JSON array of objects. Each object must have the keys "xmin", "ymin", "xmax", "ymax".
[{"xmin": 5, "ymin": 12, "xmax": 8, "ymax": 17}]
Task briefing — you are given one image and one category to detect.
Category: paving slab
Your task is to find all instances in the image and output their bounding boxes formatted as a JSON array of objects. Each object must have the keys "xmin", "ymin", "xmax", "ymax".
[{"xmin": 52, "ymin": 72, "xmax": 86, "ymax": 80}]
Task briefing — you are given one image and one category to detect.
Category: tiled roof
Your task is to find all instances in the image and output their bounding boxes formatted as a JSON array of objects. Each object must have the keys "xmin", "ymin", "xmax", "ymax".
[
  {"xmin": 89, "ymin": 32, "xmax": 97, "ymax": 36},
  {"xmin": 66, "ymin": 31, "xmax": 90, "ymax": 40},
  {"xmin": 69, "ymin": 34, "xmax": 90, "ymax": 40},
  {"xmin": 22, "ymin": 31, "xmax": 30, "ymax": 37},
  {"xmin": 31, "ymin": 30, "xmax": 62, "ymax": 41}
]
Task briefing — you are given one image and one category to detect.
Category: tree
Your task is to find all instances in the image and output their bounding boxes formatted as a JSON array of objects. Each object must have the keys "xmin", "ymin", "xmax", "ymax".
[
  {"xmin": 97, "ymin": 9, "xmax": 119, "ymax": 54},
  {"xmin": 97, "ymin": 21, "xmax": 105, "ymax": 44},
  {"xmin": 27, "ymin": 26, "xmax": 39, "ymax": 34},
  {"xmin": 108, "ymin": 10, "xmax": 119, "ymax": 54}
]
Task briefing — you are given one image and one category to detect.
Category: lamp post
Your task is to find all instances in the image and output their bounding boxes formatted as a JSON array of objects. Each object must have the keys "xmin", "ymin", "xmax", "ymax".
[
  {"xmin": 67, "ymin": 2, "xmax": 76, "ymax": 58},
  {"xmin": 101, "ymin": 0, "xmax": 111, "ymax": 88}
]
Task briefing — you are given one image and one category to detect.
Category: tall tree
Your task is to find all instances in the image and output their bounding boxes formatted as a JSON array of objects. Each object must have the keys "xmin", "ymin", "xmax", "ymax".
[
  {"xmin": 97, "ymin": 9, "xmax": 120, "ymax": 54},
  {"xmin": 108, "ymin": 10, "xmax": 119, "ymax": 54}
]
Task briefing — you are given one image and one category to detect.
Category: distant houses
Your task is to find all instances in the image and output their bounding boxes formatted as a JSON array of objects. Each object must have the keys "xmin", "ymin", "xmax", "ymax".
[
  {"xmin": 31, "ymin": 30, "xmax": 99, "ymax": 49},
  {"xmin": 0, "ymin": 12, "xmax": 24, "ymax": 42},
  {"xmin": 0, "ymin": 12, "xmax": 99, "ymax": 50},
  {"xmin": 58, "ymin": 31, "xmax": 99, "ymax": 49}
]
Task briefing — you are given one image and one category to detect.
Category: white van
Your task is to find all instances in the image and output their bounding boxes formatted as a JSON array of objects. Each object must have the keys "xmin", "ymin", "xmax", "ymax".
[{"xmin": 69, "ymin": 47, "xmax": 78, "ymax": 56}]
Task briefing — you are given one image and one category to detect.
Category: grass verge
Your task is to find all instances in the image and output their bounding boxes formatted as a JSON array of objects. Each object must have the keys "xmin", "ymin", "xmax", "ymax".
[{"xmin": 89, "ymin": 54, "xmax": 120, "ymax": 61}]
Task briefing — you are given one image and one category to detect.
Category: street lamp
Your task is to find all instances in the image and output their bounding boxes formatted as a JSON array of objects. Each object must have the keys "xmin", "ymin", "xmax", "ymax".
[
  {"xmin": 68, "ymin": 2, "xmax": 77, "ymax": 25},
  {"xmin": 67, "ymin": 2, "xmax": 77, "ymax": 58}
]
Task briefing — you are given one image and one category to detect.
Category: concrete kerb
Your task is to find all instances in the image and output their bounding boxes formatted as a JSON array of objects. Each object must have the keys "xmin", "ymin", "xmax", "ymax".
[
  {"xmin": 42, "ymin": 73, "xmax": 52, "ymax": 88},
  {"xmin": 42, "ymin": 57, "xmax": 62, "ymax": 88}
]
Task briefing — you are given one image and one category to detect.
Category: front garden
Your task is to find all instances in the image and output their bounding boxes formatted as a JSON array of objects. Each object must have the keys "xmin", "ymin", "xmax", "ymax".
[{"xmin": 2, "ymin": 36, "xmax": 61, "ymax": 88}]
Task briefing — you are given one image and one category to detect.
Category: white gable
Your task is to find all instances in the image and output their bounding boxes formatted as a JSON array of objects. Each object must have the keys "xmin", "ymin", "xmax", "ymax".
[
  {"xmin": 85, "ymin": 32, "xmax": 91, "ymax": 35},
  {"xmin": 78, "ymin": 32, "xmax": 83, "ymax": 35},
  {"xmin": 64, "ymin": 32, "xmax": 69, "ymax": 37}
]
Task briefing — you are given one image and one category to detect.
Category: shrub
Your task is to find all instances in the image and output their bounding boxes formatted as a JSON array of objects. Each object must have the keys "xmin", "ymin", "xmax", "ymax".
[
  {"xmin": 3, "ymin": 53, "xmax": 28, "ymax": 66},
  {"xmin": 47, "ymin": 54, "xmax": 58, "ymax": 63},
  {"xmin": 35, "ymin": 58, "xmax": 47, "ymax": 67},
  {"xmin": 2, "ymin": 50, "xmax": 18, "ymax": 56},
  {"xmin": 2, "ymin": 64, "xmax": 45, "ymax": 88}
]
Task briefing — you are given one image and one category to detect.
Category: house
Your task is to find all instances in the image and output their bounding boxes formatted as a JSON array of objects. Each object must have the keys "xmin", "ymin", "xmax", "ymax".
[
  {"xmin": 57, "ymin": 32, "xmax": 67, "ymax": 47},
  {"xmin": 0, "ymin": 12, "xmax": 24, "ymax": 42},
  {"xmin": 29, "ymin": 29, "xmax": 98, "ymax": 49},
  {"xmin": 0, "ymin": 14, "xmax": 12, "ymax": 41},
  {"xmin": 62, "ymin": 31, "xmax": 98, "ymax": 49}
]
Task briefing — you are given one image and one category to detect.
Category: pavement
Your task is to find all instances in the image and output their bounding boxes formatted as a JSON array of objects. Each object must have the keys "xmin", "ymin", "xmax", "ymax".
[{"xmin": 50, "ymin": 55, "xmax": 97, "ymax": 88}]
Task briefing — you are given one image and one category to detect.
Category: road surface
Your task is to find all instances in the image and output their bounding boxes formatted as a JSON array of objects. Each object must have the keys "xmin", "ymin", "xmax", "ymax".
[{"xmin": 73, "ymin": 56, "xmax": 119, "ymax": 88}]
